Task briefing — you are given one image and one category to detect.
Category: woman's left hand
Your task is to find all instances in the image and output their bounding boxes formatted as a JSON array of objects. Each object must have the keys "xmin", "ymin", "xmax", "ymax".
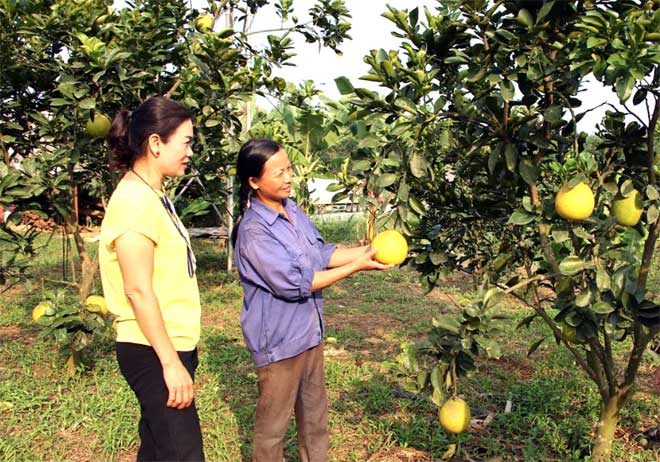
[{"xmin": 352, "ymin": 247, "xmax": 393, "ymax": 272}]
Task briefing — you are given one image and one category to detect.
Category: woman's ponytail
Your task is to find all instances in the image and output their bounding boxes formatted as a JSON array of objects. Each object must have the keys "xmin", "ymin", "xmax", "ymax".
[
  {"xmin": 231, "ymin": 182, "xmax": 253, "ymax": 247},
  {"xmin": 108, "ymin": 110, "xmax": 133, "ymax": 169}
]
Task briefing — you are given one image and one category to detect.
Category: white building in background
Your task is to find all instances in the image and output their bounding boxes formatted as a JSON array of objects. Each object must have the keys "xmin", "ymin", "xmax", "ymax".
[{"xmin": 306, "ymin": 178, "xmax": 360, "ymax": 213}]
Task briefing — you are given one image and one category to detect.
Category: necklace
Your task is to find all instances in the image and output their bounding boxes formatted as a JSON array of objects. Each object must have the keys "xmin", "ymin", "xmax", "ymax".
[{"xmin": 130, "ymin": 168, "xmax": 197, "ymax": 277}]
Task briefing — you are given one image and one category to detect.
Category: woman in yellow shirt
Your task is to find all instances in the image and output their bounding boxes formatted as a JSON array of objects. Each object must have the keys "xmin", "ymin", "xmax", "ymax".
[{"xmin": 100, "ymin": 97, "xmax": 204, "ymax": 461}]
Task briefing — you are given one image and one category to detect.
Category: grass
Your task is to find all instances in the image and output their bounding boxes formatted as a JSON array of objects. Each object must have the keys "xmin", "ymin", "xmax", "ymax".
[{"xmin": 1, "ymin": 219, "xmax": 659, "ymax": 462}]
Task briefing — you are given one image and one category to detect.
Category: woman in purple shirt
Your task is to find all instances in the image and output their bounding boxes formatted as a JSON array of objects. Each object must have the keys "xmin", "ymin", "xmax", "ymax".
[{"xmin": 232, "ymin": 139, "xmax": 391, "ymax": 462}]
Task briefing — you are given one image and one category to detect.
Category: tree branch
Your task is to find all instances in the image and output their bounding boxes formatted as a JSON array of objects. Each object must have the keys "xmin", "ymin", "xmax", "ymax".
[
  {"xmin": 500, "ymin": 273, "xmax": 557, "ymax": 294},
  {"xmin": 165, "ymin": 79, "xmax": 182, "ymax": 98}
]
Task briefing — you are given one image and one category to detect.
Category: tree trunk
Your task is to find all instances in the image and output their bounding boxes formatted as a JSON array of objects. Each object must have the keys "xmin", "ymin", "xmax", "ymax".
[
  {"xmin": 366, "ymin": 203, "xmax": 377, "ymax": 242},
  {"xmin": 592, "ymin": 393, "xmax": 622, "ymax": 462},
  {"xmin": 78, "ymin": 252, "xmax": 99, "ymax": 302}
]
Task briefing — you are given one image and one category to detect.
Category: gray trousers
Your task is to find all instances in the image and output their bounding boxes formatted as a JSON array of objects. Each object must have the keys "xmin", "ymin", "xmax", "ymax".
[{"xmin": 252, "ymin": 343, "xmax": 328, "ymax": 462}]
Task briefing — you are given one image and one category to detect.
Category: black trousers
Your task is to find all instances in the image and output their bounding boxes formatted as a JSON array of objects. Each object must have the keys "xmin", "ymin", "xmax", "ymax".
[{"xmin": 116, "ymin": 342, "xmax": 205, "ymax": 462}]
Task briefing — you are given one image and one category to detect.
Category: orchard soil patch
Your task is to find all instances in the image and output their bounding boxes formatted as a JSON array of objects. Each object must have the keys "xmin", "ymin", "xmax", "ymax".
[{"xmin": 0, "ymin": 325, "xmax": 36, "ymax": 345}]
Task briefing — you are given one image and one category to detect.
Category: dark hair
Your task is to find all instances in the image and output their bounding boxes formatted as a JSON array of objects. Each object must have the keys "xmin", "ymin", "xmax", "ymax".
[
  {"xmin": 231, "ymin": 138, "xmax": 283, "ymax": 246},
  {"xmin": 108, "ymin": 96, "xmax": 192, "ymax": 169}
]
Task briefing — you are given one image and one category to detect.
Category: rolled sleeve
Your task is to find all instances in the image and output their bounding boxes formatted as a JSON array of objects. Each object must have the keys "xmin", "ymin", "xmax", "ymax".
[
  {"xmin": 320, "ymin": 243, "xmax": 337, "ymax": 269},
  {"xmin": 241, "ymin": 236, "xmax": 314, "ymax": 301}
]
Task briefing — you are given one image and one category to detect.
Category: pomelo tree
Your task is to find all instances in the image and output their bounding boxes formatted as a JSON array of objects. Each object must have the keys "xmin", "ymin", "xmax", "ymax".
[
  {"xmin": 0, "ymin": 0, "xmax": 350, "ymax": 370},
  {"xmin": 334, "ymin": 1, "xmax": 660, "ymax": 460}
]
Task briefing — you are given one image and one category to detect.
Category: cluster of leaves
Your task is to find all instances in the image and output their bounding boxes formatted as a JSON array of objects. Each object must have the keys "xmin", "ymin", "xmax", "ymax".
[
  {"xmin": 388, "ymin": 284, "xmax": 507, "ymax": 406},
  {"xmin": 34, "ymin": 290, "xmax": 113, "ymax": 375}
]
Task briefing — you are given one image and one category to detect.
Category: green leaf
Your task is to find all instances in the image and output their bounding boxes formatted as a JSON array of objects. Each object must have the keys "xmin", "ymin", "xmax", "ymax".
[
  {"xmin": 78, "ymin": 98, "xmax": 96, "ymax": 110},
  {"xmin": 615, "ymin": 74, "xmax": 635, "ymax": 102},
  {"xmin": 431, "ymin": 381, "xmax": 444, "ymax": 407},
  {"xmin": 586, "ymin": 37, "xmax": 608, "ymax": 48},
  {"xmin": 409, "ymin": 197, "xmax": 426, "ymax": 216},
  {"xmin": 394, "ymin": 97, "xmax": 418, "ymax": 114},
  {"xmin": 633, "ymin": 88, "xmax": 648, "ymax": 105},
  {"xmin": 647, "ymin": 204, "xmax": 659, "ymax": 224},
  {"xmin": 359, "ymin": 73, "xmax": 383, "ymax": 83},
  {"xmin": 50, "ymin": 98, "xmax": 69, "ymax": 107},
  {"xmin": 504, "ymin": 143, "xmax": 517, "ymax": 171},
  {"xmin": 488, "ymin": 148, "xmax": 500, "ymax": 174},
  {"xmin": 519, "ymin": 159, "xmax": 538, "ymax": 185},
  {"xmin": 326, "ymin": 183, "xmax": 344, "ymax": 193},
  {"xmin": 429, "ymin": 251, "xmax": 448, "ymax": 265},
  {"xmin": 351, "ymin": 159, "xmax": 371, "ymax": 172},
  {"xmin": 603, "ymin": 182, "xmax": 618, "ymax": 194},
  {"xmin": 611, "ymin": 267, "xmax": 628, "ymax": 297},
  {"xmin": 474, "ymin": 335, "xmax": 502, "ymax": 359},
  {"xmin": 516, "ymin": 314, "xmax": 537, "ymax": 330},
  {"xmin": 536, "ymin": 1, "xmax": 555, "ymax": 22},
  {"xmin": 416, "ymin": 371, "xmax": 428, "ymax": 389},
  {"xmin": 527, "ymin": 337, "xmax": 545, "ymax": 356},
  {"xmin": 516, "ymin": 9, "xmax": 534, "ymax": 28},
  {"xmin": 575, "ymin": 288, "xmax": 592, "ymax": 307},
  {"xmin": 507, "ymin": 211, "xmax": 535, "ymax": 225},
  {"xmin": 645, "ymin": 185, "xmax": 659, "ymax": 201},
  {"xmin": 205, "ymin": 119, "xmax": 221, "ymax": 128},
  {"xmin": 596, "ymin": 267, "xmax": 611, "ymax": 291},
  {"xmin": 620, "ymin": 179, "xmax": 635, "ymax": 196},
  {"xmin": 552, "ymin": 229, "xmax": 570, "ymax": 243},
  {"xmin": 334, "ymin": 76, "xmax": 354, "ymax": 95},
  {"xmin": 592, "ymin": 301, "xmax": 615, "ymax": 314},
  {"xmin": 499, "ymin": 80, "xmax": 515, "ymax": 101},
  {"xmin": 432, "ymin": 316, "xmax": 461, "ymax": 335},
  {"xmin": 559, "ymin": 256, "xmax": 590, "ymax": 276},
  {"xmin": 573, "ymin": 227, "xmax": 593, "ymax": 240},
  {"xmin": 484, "ymin": 288, "xmax": 504, "ymax": 309},
  {"xmin": 543, "ymin": 105, "xmax": 563, "ymax": 124},
  {"xmin": 377, "ymin": 174, "xmax": 398, "ymax": 187},
  {"xmin": 409, "ymin": 152, "xmax": 428, "ymax": 178}
]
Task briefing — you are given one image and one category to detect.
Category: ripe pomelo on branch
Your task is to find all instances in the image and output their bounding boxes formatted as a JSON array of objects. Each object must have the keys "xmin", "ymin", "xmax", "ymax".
[
  {"xmin": 32, "ymin": 301, "xmax": 55, "ymax": 323},
  {"xmin": 85, "ymin": 113, "xmax": 111, "ymax": 139},
  {"xmin": 612, "ymin": 189, "xmax": 643, "ymax": 226},
  {"xmin": 84, "ymin": 295, "xmax": 108, "ymax": 315},
  {"xmin": 371, "ymin": 230, "xmax": 408, "ymax": 265},
  {"xmin": 195, "ymin": 14, "xmax": 214, "ymax": 31},
  {"xmin": 554, "ymin": 182, "xmax": 595, "ymax": 221},
  {"xmin": 439, "ymin": 397, "xmax": 471, "ymax": 434}
]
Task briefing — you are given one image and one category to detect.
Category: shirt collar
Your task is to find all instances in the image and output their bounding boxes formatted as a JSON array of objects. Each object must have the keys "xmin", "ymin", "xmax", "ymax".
[{"xmin": 250, "ymin": 197, "xmax": 297, "ymax": 226}]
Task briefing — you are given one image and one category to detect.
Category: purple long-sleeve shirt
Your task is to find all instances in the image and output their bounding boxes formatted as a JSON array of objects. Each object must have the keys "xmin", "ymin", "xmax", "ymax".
[{"xmin": 234, "ymin": 198, "xmax": 336, "ymax": 367}]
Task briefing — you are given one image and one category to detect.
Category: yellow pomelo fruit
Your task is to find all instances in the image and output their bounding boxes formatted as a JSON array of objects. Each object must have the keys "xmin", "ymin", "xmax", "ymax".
[
  {"xmin": 612, "ymin": 189, "xmax": 643, "ymax": 226},
  {"xmin": 195, "ymin": 14, "xmax": 213, "ymax": 31},
  {"xmin": 32, "ymin": 301, "xmax": 54, "ymax": 323},
  {"xmin": 84, "ymin": 294, "xmax": 108, "ymax": 315},
  {"xmin": 85, "ymin": 113, "xmax": 111, "ymax": 139},
  {"xmin": 371, "ymin": 230, "xmax": 408, "ymax": 265},
  {"xmin": 555, "ymin": 182, "xmax": 595, "ymax": 221},
  {"xmin": 439, "ymin": 397, "xmax": 471, "ymax": 434}
]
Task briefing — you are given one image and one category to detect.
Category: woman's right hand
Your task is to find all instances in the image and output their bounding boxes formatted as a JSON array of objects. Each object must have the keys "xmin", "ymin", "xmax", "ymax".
[
  {"xmin": 163, "ymin": 360, "xmax": 195, "ymax": 409},
  {"xmin": 352, "ymin": 247, "xmax": 393, "ymax": 272}
]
